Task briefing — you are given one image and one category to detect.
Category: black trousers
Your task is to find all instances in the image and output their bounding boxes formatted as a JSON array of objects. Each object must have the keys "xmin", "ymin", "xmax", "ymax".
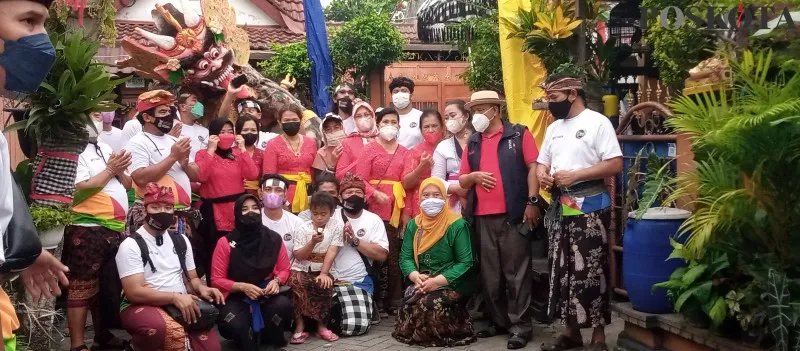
[{"xmin": 218, "ymin": 292, "xmax": 293, "ymax": 351}]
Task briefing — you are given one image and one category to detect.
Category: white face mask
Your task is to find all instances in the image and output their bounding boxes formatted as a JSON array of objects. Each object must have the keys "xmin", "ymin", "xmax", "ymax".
[
  {"xmin": 471, "ymin": 107, "xmax": 496, "ymax": 133},
  {"xmin": 446, "ymin": 118, "xmax": 465, "ymax": 134},
  {"xmin": 379, "ymin": 125, "xmax": 399, "ymax": 141},
  {"xmin": 420, "ymin": 198, "xmax": 445, "ymax": 217},
  {"xmin": 93, "ymin": 120, "xmax": 103, "ymax": 132},
  {"xmin": 392, "ymin": 92, "xmax": 411, "ymax": 109}
]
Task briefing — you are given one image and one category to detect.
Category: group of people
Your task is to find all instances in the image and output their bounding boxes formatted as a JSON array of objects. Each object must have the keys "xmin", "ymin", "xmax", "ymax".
[{"xmin": 0, "ymin": 6, "xmax": 623, "ymax": 348}]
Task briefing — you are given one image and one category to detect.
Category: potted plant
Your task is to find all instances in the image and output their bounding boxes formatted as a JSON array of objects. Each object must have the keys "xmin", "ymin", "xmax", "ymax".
[{"xmin": 29, "ymin": 207, "xmax": 72, "ymax": 250}]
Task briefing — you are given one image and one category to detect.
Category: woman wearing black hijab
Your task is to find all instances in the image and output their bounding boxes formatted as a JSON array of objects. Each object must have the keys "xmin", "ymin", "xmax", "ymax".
[
  {"xmin": 212, "ymin": 194, "xmax": 293, "ymax": 350},
  {"xmin": 195, "ymin": 118, "xmax": 260, "ymax": 283}
]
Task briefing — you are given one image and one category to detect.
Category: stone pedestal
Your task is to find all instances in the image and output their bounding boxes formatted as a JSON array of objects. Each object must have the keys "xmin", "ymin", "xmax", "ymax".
[{"xmin": 613, "ymin": 302, "xmax": 766, "ymax": 351}]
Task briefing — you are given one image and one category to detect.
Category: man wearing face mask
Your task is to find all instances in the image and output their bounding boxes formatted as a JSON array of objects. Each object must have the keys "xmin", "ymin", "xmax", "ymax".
[
  {"xmin": 389, "ymin": 77, "xmax": 423, "ymax": 149},
  {"xmin": 178, "ymin": 93, "xmax": 209, "ymax": 159},
  {"xmin": 260, "ymin": 174, "xmax": 305, "ymax": 262},
  {"xmin": 331, "ymin": 84, "xmax": 357, "ymax": 135},
  {"xmin": 96, "ymin": 111, "xmax": 125, "ymax": 152},
  {"xmin": 537, "ymin": 75, "xmax": 622, "ymax": 351},
  {"xmin": 123, "ymin": 90, "xmax": 201, "ymax": 239},
  {"xmin": 116, "ymin": 183, "xmax": 224, "ymax": 350},
  {"xmin": 458, "ymin": 90, "xmax": 542, "ymax": 349},
  {"xmin": 330, "ymin": 173, "xmax": 388, "ymax": 329},
  {"xmin": 0, "ymin": 1, "xmax": 70, "ymax": 346}
]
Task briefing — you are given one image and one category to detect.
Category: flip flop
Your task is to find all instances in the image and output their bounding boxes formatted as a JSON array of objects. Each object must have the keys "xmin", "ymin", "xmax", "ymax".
[
  {"xmin": 316, "ymin": 329, "xmax": 339, "ymax": 342},
  {"xmin": 290, "ymin": 332, "xmax": 309, "ymax": 344}
]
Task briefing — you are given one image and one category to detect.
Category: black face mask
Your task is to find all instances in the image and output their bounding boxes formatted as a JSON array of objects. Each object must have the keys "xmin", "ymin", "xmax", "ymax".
[
  {"xmin": 343, "ymin": 195, "xmax": 366, "ymax": 214},
  {"xmin": 242, "ymin": 133, "xmax": 259, "ymax": 146},
  {"xmin": 152, "ymin": 115, "xmax": 174, "ymax": 134},
  {"xmin": 338, "ymin": 98, "xmax": 354, "ymax": 114},
  {"xmin": 282, "ymin": 121, "xmax": 301, "ymax": 136},
  {"xmin": 548, "ymin": 99, "xmax": 574, "ymax": 120},
  {"xmin": 238, "ymin": 212, "xmax": 262, "ymax": 231},
  {"xmin": 145, "ymin": 212, "xmax": 175, "ymax": 233}
]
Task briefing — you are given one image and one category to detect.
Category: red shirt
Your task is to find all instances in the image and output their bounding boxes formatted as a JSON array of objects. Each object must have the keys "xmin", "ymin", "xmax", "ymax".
[
  {"xmin": 262, "ymin": 136, "xmax": 318, "ymax": 205},
  {"xmin": 354, "ymin": 141, "xmax": 409, "ymax": 222},
  {"xmin": 459, "ymin": 126, "xmax": 539, "ymax": 215},
  {"xmin": 196, "ymin": 149, "xmax": 260, "ymax": 231},
  {"xmin": 244, "ymin": 148, "xmax": 264, "ymax": 196},
  {"xmin": 402, "ymin": 140, "xmax": 437, "ymax": 218},
  {"xmin": 210, "ymin": 236, "xmax": 291, "ymax": 299},
  {"xmin": 335, "ymin": 134, "xmax": 374, "ymax": 180}
]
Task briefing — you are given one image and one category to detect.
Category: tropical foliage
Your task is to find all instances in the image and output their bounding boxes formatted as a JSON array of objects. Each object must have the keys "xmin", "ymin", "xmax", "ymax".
[
  {"xmin": 501, "ymin": 0, "xmax": 580, "ymax": 73},
  {"xmin": 29, "ymin": 206, "xmax": 72, "ymax": 232},
  {"xmin": 258, "ymin": 41, "xmax": 312, "ymax": 102},
  {"xmin": 450, "ymin": 11, "xmax": 505, "ymax": 94},
  {"xmin": 329, "ymin": 13, "xmax": 405, "ymax": 80},
  {"xmin": 324, "ymin": 0, "xmax": 398, "ymax": 22}
]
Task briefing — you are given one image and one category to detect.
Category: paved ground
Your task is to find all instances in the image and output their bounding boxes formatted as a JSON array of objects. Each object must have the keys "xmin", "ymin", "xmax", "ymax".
[{"xmin": 58, "ymin": 316, "xmax": 623, "ymax": 350}]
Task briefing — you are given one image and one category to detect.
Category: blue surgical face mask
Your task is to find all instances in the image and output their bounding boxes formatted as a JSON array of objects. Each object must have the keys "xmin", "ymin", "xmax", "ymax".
[{"xmin": 0, "ymin": 33, "xmax": 56, "ymax": 93}]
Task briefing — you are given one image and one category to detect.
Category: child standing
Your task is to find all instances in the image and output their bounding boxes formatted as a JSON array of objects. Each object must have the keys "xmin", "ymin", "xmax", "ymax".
[{"xmin": 288, "ymin": 192, "xmax": 344, "ymax": 343}]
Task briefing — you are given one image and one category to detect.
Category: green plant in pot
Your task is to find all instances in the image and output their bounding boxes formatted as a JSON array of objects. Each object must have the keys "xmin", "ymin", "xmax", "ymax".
[
  {"xmin": 4, "ymin": 29, "xmax": 125, "ymax": 208},
  {"xmin": 29, "ymin": 206, "xmax": 72, "ymax": 250}
]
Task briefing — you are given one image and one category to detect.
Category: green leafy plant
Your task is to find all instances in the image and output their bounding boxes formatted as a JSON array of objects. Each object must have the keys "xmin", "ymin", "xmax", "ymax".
[
  {"xmin": 654, "ymin": 241, "xmax": 732, "ymax": 328},
  {"xmin": 329, "ymin": 13, "xmax": 405, "ymax": 79},
  {"xmin": 450, "ymin": 11, "xmax": 505, "ymax": 94},
  {"xmin": 624, "ymin": 145, "xmax": 676, "ymax": 221},
  {"xmin": 501, "ymin": 0, "xmax": 580, "ymax": 73},
  {"xmin": 29, "ymin": 206, "xmax": 72, "ymax": 232},
  {"xmin": 257, "ymin": 41, "xmax": 312, "ymax": 103},
  {"xmin": 765, "ymin": 269, "xmax": 800, "ymax": 351},
  {"xmin": 666, "ymin": 49, "xmax": 800, "ymax": 260},
  {"xmin": 4, "ymin": 29, "xmax": 125, "ymax": 140},
  {"xmin": 324, "ymin": 0, "xmax": 398, "ymax": 22}
]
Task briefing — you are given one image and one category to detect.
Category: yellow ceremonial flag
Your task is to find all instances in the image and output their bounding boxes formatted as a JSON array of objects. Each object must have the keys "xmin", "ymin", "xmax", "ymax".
[{"xmin": 498, "ymin": 0, "xmax": 550, "ymax": 148}]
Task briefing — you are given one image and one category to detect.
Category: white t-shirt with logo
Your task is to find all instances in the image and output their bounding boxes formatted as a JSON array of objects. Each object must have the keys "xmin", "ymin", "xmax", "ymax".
[
  {"xmin": 99, "ymin": 127, "xmax": 125, "ymax": 152},
  {"xmin": 291, "ymin": 215, "xmax": 345, "ymax": 272},
  {"xmin": 179, "ymin": 123, "xmax": 209, "ymax": 160},
  {"xmin": 256, "ymin": 131, "xmax": 279, "ymax": 150},
  {"xmin": 120, "ymin": 119, "xmax": 142, "ymax": 148},
  {"xmin": 332, "ymin": 210, "xmax": 388, "ymax": 283},
  {"xmin": 116, "ymin": 227, "xmax": 196, "ymax": 294},
  {"xmin": 397, "ymin": 108, "xmax": 423, "ymax": 149},
  {"xmin": 125, "ymin": 132, "xmax": 195, "ymax": 206},
  {"xmin": 74, "ymin": 142, "xmax": 129, "ymax": 226},
  {"xmin": 537, "ymin": 109, "xmax": 623, "ymax": 176},
  {"xmin": 262, "ymin": 210, "xmax": 305, "ymax": 262}
]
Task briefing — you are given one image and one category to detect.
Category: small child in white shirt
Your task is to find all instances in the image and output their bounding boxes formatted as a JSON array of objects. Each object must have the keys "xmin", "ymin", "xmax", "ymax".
[{"xmin": 288, "ymin": 192, "xmax": 344, "ymax": 344}]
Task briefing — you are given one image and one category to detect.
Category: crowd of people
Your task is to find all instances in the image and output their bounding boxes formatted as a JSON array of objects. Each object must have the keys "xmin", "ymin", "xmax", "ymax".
[{"xmin": 0, "ymin": 4, "xmax": 623, "ymax": 349}]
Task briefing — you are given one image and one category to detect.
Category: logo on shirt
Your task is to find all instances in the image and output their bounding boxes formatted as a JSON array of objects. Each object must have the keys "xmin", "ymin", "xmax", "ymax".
[
  {"xmin": 576, "ymin": 130, "xmax": 586, "ymax": 139},
  {"xmin": 198, "ymin": 136, "xmax": 205, "ymax": 142},
  {"xmin": 410, "ymin": 122, "xmax": 418, "ymax": 128},
  {"xmin": 357, "ymin": 229, "xmax": 366, "ymax": 237},
  {"xmin": 261, "ymin": 141, "xmax": 268, "ymax": 148},
  {"xmin": 284, "ymin": 233, "xmax": 292, "ymax": 241}
]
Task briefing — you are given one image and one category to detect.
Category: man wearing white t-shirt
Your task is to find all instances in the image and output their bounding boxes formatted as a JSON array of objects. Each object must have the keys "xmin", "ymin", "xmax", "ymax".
[
  {"xmin": 115, "ymin": 183, "xmax": 223, "ymax": 350},
  {"xmin": 97, "ymin": 111, "xmax": 125, "ymax": 152},
  {"xmin": 536, "ymin": 75, "xmax": 623, "ymax": 351},
  {"xmin": 63, "ymin": 124, "xmax": 132, "ymax": 350},
  {"xmin": 332, "ymin": 83, "xmax": 356, "ymax": 135},
  {"xmin": 177, "ymin": 93, "xmax": 209, "ymax": 159},
  {"xmin": 330, "ymin": 173, "xmax": 388, "ymax": 332},
  {"xmin": 389, "ymin": 77, "xmax": 423, "ymax": 149},
  {"xmin": 260, "ymin": 174, "xmax": 305, "ymax": 262},
  {"xmin": 123, "ymin": 90, "xmax": 200, "ymax": 240}
]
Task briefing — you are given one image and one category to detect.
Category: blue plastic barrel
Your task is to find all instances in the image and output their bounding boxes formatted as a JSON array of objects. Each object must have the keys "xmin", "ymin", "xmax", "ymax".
[{"xmin": 623, "ymin": 207, "xmax": 690, "ymax": 314}]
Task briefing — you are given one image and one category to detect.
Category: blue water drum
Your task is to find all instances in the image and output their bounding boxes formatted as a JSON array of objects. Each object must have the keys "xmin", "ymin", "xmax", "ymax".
[{"xmin": 623, "ymin": 207, "xmax": 690, "ymax": 314}]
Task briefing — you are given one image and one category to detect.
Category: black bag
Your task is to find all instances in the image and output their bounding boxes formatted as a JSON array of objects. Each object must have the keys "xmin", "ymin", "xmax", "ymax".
[
  {"xmin": 130, "ymin": 231, "xmax": 219, "ymax": 331},
  {"xmin": 0, "ymin": 172, "xmax": 42, "ymax": 273}
]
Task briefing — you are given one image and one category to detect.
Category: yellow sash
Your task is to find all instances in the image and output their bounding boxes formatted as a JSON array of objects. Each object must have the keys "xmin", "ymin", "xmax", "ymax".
[
  {"xmin": 282, "ymin": 172, "xmax": 312, "ymax": 213},
  {"xmin": 369, "ymin": 180, "xmax": 406, "ymax": 228},
  {"xmin": 244, "ymin": 180, "xmax": 260, "ymax": 191}
]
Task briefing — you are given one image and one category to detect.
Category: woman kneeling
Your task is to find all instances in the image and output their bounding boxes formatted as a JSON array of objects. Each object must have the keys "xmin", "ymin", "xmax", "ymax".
[
  {"xmin": 212, "ymin": 194, "xmax": 293, "ymax": 350},
  {"xmin": 393, "ymin": 177, "xmax": 477, "ymax": 347}
]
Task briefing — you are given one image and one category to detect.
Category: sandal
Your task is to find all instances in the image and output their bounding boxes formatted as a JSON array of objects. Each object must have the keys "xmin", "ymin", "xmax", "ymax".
[
  {"xmin": 541, "ymin": 335, "xmax": 584, "ymax": 351},
  {"xmin": 316, "ymin": 329, "xmax": 339, "ymax": 342},
  {"xmin": 290, "ymin": 332, "xmax": 309, "ymax": 344}
]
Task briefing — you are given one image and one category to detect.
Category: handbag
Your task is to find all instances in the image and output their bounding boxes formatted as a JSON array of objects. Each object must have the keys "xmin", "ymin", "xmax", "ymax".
[
  {"xmin": 0, "ymin": 172, "xmax": 42, "ymax": 273},
  {"xmin": 163, "ymin": 299, "xmax": 220, "ymax": 331}
]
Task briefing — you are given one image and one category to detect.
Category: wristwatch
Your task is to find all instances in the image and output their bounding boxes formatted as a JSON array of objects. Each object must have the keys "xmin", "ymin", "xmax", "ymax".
[
  {"xmin": 351, "ymin": 237, "xmax": 360, "ymax": 247},
  {"xmin": 527, "ymin": 196, "xmax": 540, "ymax": 206}
]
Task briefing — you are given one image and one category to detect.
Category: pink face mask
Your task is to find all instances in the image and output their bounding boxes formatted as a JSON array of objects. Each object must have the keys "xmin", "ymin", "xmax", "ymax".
[
  {"xmin": 217, "ymin": 134, "xmax": 235, "ymax": 150},
  {"xmin": 262, "ymin": 192, "xmax": 285, "ymax": 209},
  {"xmin": 101, "ymin": 112, "xmax": 115, "ymax": 124},
  {"xmin": 423, "ymin": 131, "xmax": 443, "ymax": 145}
]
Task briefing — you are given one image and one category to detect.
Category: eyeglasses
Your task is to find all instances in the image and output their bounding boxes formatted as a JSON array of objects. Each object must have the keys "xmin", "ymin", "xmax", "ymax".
[
  {"xmin": 338, "ymin": 90, "xmax": 354, "ymax": 95},
  {"xmin": 354, "ymin": 113, "xmax": 372, "ymax": 119}
]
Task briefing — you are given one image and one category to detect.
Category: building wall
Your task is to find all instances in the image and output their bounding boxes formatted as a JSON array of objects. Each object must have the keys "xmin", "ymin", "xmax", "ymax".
[
  {"xmin": 116, "ymin": 0, "xmax": 278, "ymax": 26},
  {"xmin": 378, "ymin": 61, "xmax": 472, "ymax": 111}
]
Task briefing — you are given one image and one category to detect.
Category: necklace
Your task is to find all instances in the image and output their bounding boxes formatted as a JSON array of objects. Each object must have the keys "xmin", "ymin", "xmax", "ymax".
[{"xmin": 282, "ymin": 135, "xmax": 302, "ymax": 156}]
